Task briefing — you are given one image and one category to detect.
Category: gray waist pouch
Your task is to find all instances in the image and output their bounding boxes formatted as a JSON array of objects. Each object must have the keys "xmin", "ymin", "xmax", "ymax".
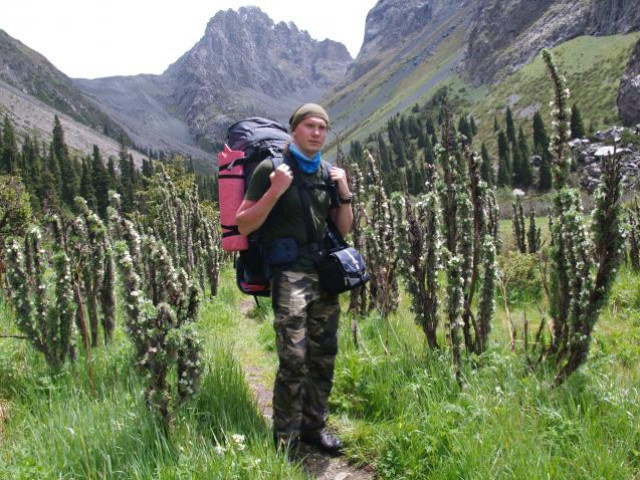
[{"xmin": 265, "ymin": 237, "xmax": 298, "ymax": 266}]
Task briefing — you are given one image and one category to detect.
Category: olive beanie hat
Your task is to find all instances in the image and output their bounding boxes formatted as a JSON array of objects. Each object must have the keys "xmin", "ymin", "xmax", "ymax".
[{"xmin": 289, "ymin": 103, "xmax": 329, "ymax": 132}]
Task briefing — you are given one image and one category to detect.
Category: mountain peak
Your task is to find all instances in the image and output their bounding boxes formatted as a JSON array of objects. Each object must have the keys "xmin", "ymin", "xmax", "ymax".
[{"xmin": 163, "ymin": 7, "xmax": 351, "ymax": 137}]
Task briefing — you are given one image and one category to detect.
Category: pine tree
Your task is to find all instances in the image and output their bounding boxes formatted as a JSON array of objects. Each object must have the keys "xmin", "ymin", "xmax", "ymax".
[
  {"xmin": 506, "ymin": 107, "xmax": 516, "ymax": 144},
  {"xmin": 20, "ymin": 135, "xmax": 43, "ymax": 206},
  {"xmin": 128, "ymin": 154, "xmax": 138, "ymax": 207},
  {"xmin": 118, "ymin": 143, "xmax": 135, "ymax": 213},
  {"xmin": 407, "ymin": 115, "xmax": 421, "ymax": 138},
  {"xmin": 107, "ymin": 157, "xmax": 118, "ymax": 190},
  {"xmin": 517, "ymin": 127, "xmax": 533, "ymax": 187},
  {"xmin": 538, "ymin": 155, "xmax": 553, "ymax": 192},
  {"xmin": 470, "ymin": 115, "xmax": 478, "ymax": 137},
  {"xmin": 349, "ymin": 140, "xmax": 365, "ymax": 166},
  {"xmin": 532, "ymin": 111, "xmax": 549, "ymax": 154},
  {"xmin": 52, "ymin": 116, "xmax": 78, "ymax": 207},
  {"xmin": 142, "ymin": 158, "xmax": 155, "ymax": 179},
  {"xmin": 493, "ymin": 115, "xmax": 500, "ymax": 132},
  {"xmin": 417, "ymin": 129, "xmax": 429, "ymax": 149},
  {"xmin": 458, "ymin": 115, "xmax": 472, "ymax": 142},
  {"xmin": 424, "ymin": 133, "xmax": 435, "ymax": 168},
  {"xmin": 377, "ymin": 134, "xmax": 392, "ymax": 173},
  {"xmin": 570, "ymin": 104, "xmax": 585, "ymax": 139},
  {"xmin": 43, "ymin": 146, "xmax": 62, "ymax": 211},
  {"xmin": 480, "ymin": 142, "xmax": 494, "ymax": 186},
  {"xmin": 497, "ymin": 130, "xmax": 511, "ymax": 187},
  {"xmin": 511, "ymin": 139, "xmax": 522, "ymax": 187},
  {"xmin": 387, "ymin": 116, "xmax": 408, "ymax": 168},
  {"xmin": 425, "ymin": 116, "xmax": 436, "ymax": 135},
  {"xmin": 533, "ymin": 110, "xmax": 553, "ymax": 191},
  {"xmin": 80, "ymin": 157, "xmax": 97, "ymax": 210},
  {"xmin": 399, "ymin": 115, "xmax": 409, "ymax": 138},
  {"xmin": 1, "ymin": 115, "xmax": 19, "ymax": 174},
  {"xmin": 91, "ymin": 146, "xmax": 110, "ymax": 219}
]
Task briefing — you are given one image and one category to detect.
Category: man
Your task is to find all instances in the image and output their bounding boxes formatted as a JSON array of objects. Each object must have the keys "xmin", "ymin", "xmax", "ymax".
[{"xmin": 236, "ymin": 103, "xmax": 353, "ymax": 453}]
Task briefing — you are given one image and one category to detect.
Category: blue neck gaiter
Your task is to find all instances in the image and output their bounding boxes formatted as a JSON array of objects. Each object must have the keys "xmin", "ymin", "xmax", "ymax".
[{"xmin": 289, "ymin": 143, "xmax": 322, "ymax": 174}]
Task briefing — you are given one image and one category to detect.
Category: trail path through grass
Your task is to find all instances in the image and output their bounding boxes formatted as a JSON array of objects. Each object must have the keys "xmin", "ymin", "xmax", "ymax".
[{"xmin": 237, "ymin": 298, "xmax": 375, "ymax": 480}]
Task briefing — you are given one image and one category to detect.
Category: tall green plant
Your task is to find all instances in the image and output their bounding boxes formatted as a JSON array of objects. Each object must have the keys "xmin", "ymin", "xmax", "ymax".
[
  {"xmin": 69, "ymin": 197, "xmax": 116, "ymax": 345},
  {"xmin": 512, "ymin": 196, "xmax": 527, "ymax": 254},
  {"xmin": 149, "ymin": 169, "xmax": 223, "ymax": 297},
  {"xmin": 392, "ymin": 187, "xmax": 441, "ymax": 349},
  {"xmin": 541, "ymin": 49, "xmax": 623, "ymax": 384},
  {"xmin": 362, "ymin": 151, "xmax": 399, "ymax": 317},
  {"xmin": 527, "ymin": 209, "xmax": 541, "ymax": 254},
  {"xmin": 347, "ymin": 162, "xmax": 370, "ymax": 316},
  {"xmin": 626, "ymin": 197, "xmax": 640, "ymax": 271},
  {"xmin": 437, "ymin": 107, "xmax": 499, "ymax": 373},
  {"xmin": 114, "ymin": 230, "xmax": 202, "ymax": 422},
  {"xmin": 5, "ymin": 223, "xmax": 76, "ymax": 369}
]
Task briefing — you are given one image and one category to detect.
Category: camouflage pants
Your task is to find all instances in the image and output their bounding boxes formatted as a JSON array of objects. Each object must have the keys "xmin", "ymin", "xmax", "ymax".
[{"xmin": 271, "ymin": 269, "xmax": 340, "ymax": 443}]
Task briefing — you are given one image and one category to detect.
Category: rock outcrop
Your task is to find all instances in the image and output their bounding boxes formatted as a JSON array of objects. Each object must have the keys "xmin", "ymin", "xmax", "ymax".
[
  {"xmin": 463, "ymin": 0, "xmax": 640, "ymax": 85},
  {"xmin": 618, "ymin": 37, "xmax": 640, "ymax": 126},
  {"xmin": 348, "ymin": 0, "xmax": 461, "ymax": 79},
  {"xmin": 587, "ymin": 0, "xmax": 640, "ymax": 36},
  {"xmin": 77, "ymin": 7, "xmax": 351, "ymax": 154}
]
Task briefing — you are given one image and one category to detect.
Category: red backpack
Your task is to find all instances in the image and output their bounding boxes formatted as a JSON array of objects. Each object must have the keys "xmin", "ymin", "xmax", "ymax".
[{"xmin": 218, "ymin": 118, "xmax": 290, "ymax": 297}]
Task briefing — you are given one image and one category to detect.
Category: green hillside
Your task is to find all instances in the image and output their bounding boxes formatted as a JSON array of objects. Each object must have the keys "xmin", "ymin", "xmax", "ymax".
[
  {"xmin": 329, "ymin": 32, "xmax": 638, "ymax": 159},
  {"xmin": 460, "ymin": 33, "xmax": 639, "ymax": 149},
  {"xmin": 325, "ymin": 3, "xmax": 473, "ymax": 152}
]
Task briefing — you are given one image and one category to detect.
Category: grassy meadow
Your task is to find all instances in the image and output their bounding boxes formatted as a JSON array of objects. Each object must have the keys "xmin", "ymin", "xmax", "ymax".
[{"xmin": 1, "ymin": 221, "xmax": 640, "ymax": 478}]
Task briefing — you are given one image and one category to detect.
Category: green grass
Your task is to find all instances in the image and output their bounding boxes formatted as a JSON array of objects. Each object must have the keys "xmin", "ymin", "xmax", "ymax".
[
  {"xmin": 0, "ymin": 269, "xmax": 304, "ymax": 479},
  {"xmin": 329, "ymin": 262, "xmax": 640, "ymax": 479},
  {"xmin": 2, "ymin": 257, "xmax": 640, "ymax": 478}
]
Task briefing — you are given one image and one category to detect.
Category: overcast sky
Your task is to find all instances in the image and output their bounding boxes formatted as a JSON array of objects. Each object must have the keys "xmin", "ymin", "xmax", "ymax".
[{"xmin": 0, "ymin": 0, "xmax": 377, "ymax": 79}]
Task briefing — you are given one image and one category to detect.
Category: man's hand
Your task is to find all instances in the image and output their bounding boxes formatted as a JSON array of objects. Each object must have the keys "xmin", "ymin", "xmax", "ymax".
[
  {"xmin": 270, "ymin": 164, "xmax": 293, "ymax": 197},
  {"xmin": 329, "ymin": 166, "xmax": 351, "ymax": 199}
]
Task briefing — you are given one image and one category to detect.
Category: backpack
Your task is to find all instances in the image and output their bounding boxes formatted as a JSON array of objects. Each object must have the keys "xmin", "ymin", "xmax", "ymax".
[{"xmin": 217, "ymin": 117, "xmax": 333, "ymax": 298}]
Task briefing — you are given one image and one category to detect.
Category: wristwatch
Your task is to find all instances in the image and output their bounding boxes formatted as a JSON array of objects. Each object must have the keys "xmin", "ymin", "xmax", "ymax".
[{"xmin": 339, "ymin": 193, "xmax": 353, "ymax": 204}]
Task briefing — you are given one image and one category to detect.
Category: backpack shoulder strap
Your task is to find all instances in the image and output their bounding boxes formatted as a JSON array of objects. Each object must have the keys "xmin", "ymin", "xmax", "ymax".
[
  {"xmin": 270, "ymin": 154, "xmax": 284, "ymax": 170},
  {"xmin": 321, "ymin": 161, "xmax": 339, "ymax": 208}
]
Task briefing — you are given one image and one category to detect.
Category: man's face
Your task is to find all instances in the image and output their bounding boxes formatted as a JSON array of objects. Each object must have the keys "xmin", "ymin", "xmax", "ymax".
[{"xmin": 292, "ymin": 116, "xmax": 328, "ymax": 157}]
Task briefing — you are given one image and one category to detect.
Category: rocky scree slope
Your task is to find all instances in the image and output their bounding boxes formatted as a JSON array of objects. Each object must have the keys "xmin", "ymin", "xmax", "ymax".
[{"xmin": 0, "ymin": 29, "xmax": 127, "ymax": 141}]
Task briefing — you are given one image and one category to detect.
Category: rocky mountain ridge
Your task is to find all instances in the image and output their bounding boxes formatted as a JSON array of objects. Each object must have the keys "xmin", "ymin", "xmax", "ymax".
[
  {"xmin": 325, "ymin": 0, "xmax": 475, "ymax": 140},
  {"xmin": 324, "ymin": 0, "xmax": 640, "ymax": 146},
  {"xmin": 463, "ymin": 0, "xmax": 640, "ymax": 85},
  {"xmin": 77, "ymin": 7, "xmax": 351, "ymax": 164},
  {"xmin": 0, "ymin": 29, "xmax": 127, "ymax": 141},
  {"xmin": 2, "ymin": 1, "xmax": 640, "ymax": 170}
]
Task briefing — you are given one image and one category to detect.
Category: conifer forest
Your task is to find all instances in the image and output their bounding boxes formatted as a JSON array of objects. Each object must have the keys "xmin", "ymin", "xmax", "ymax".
[{"xmin": 1, "ymin": 50, "xmax": 640, "ymax": 479}]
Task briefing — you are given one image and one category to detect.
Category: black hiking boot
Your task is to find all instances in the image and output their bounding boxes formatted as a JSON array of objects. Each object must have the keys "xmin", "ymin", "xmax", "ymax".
[{"xmin": 299, "ymin": 430, "xmax": 343, "ymax": 455}]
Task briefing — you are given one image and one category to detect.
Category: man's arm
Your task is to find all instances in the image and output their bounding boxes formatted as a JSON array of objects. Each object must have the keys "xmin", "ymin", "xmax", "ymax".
[
  {"xmin": 236, "ymin": 164, "xmax": 293, "ymax": 236},
  {"xmin": 328, "ymin": 166, "xmax": 353, "ymax": 237}
]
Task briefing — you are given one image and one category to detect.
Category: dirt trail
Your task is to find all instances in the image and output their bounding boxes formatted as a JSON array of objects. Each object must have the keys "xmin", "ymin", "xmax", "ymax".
[{"xmin": 239, "ymin": 300, "xmax": 375, "ymax": 480}]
